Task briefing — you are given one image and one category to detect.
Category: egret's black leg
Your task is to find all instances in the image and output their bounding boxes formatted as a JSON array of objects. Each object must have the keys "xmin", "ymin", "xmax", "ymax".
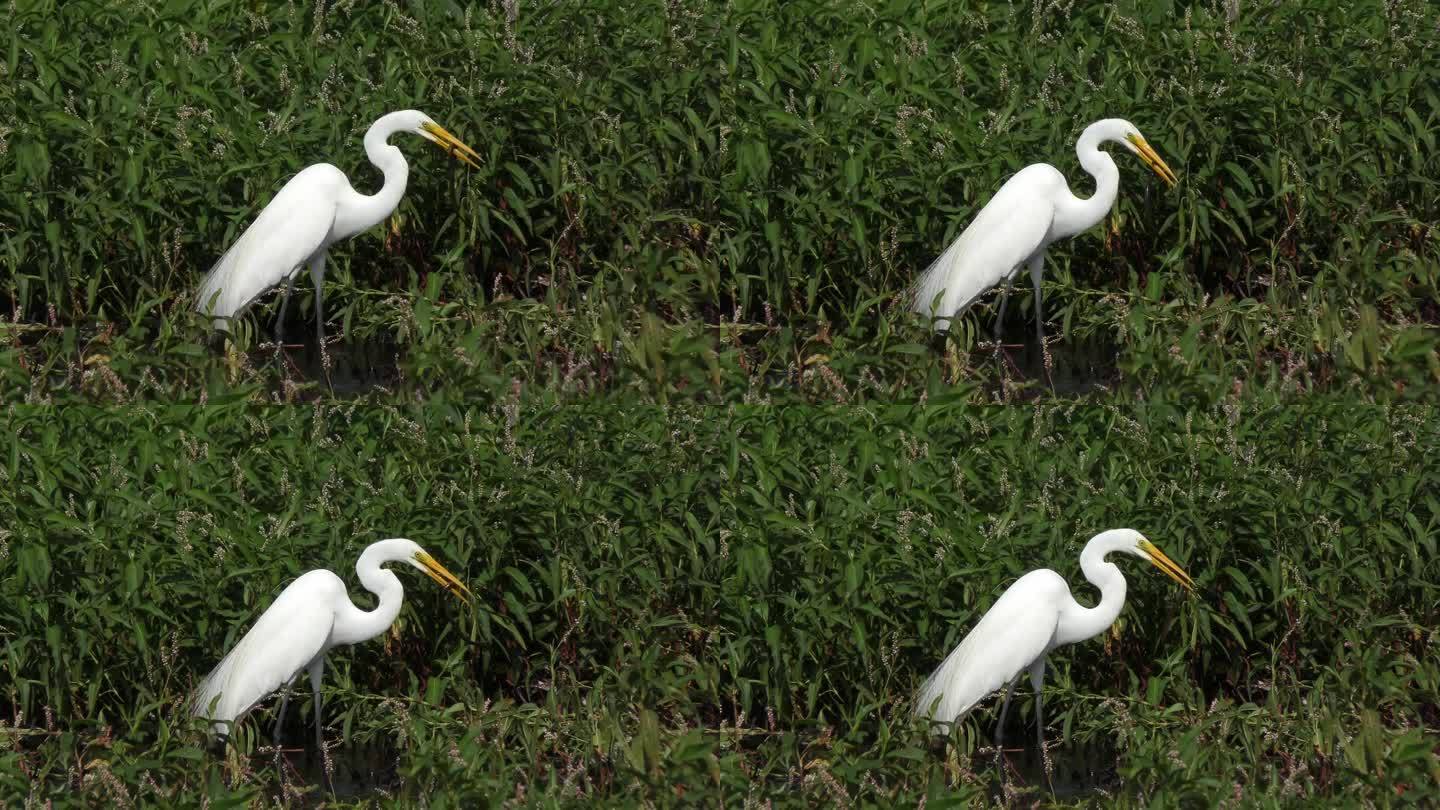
[
  {"xmin": 308, "ymin": 657, "xmax": 325, "ymax": 752},
  {"xmin": 1029, "ymin": 657, "xmax": 1054, "ymax": 793},
  {"xmin": 1027, "ymin": 252, "xmax": 1046, "ymax": 345},
  {"xmin": 994, "ymin": 274, "xmax": 1018, "ymax": 344},
  {"xmin": 308, "ymin": 656, "xmax": 334, "ymax": 792},
  {"xmin": 1028, "ymin": 659, "xmax": 1047, "ymax": 754},
  {"xmin": 276, "ymin": 272, "xmax": 297, "ymax": 347},
  {"xmin": 273, "ymin": 686, "xmax": 291, "ymax": 748},
  {"xmin": 273, "ymin": 676, "xmax": 296, "ymax": 772},
  {"xmin": 995, "ymin": 675, "xmax": 1019, "ymax": 751},
  {"xmin": 308, "ymin": 252, "xmax": 328, "ymax": 348}
]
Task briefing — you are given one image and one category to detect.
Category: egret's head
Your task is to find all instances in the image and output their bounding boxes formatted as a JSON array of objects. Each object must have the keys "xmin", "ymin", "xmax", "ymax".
[
  {"xmin": 1101, "ymin": 118, "xmax": 1178, "ymax": 188},
  {"xmin": 405, "ymin": 110, "xmax": 482, "ymax": 169},
  {"xmin": 389, "ymin": 538, "xmax": 474, "ymax": 603},
  {"xmin": 1114, "ymin": 529, "xmax": 1196, "ymax": 591}
]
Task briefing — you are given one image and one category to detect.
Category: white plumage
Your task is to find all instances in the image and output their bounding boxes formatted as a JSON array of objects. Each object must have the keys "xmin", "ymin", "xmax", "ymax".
[
  {"xmin": 191, "ymin": 538, "xmax": 472, "ymax": 748},
  {"xmin": 914, "ymin": 568, "xmax": 1067, "ymax": 726},
  {"xmin": 911, "ymin": 118, "xmax": 1177, "ymax": 339},
  {"xmin": 195, "ymin": 110, "xmax": 480, "ymax": 345},
  {"xmin": 196, "ymin": 166, "xmax": 343, "ymax": 333},
  {"xmin": 191, "ymin": 569, "xmax": 342, "ymax": 736},
  {"xmin": 914, "ymin": 529, "xmax": 1195, "ymax": 752},
  {"xmin": 910, "ymin": 166, "xmax": 1061, "ymax": 333}
]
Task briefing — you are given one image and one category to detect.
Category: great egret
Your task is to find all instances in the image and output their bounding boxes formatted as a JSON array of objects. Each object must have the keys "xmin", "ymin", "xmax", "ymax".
[
  {"xmin": 911, "ymin": 119, "xmax": 1178, "ymax": 339},
  {"xmin": 191, "ymin": 538, "xmax": 472, "ymax": 749},
  {"xmin": 914, "ymin": 528, "xmax": 1194, "ymax": 752},
  {"xmin": 195, "ymin": 110, "xmax": 480, "ymax": 345}
]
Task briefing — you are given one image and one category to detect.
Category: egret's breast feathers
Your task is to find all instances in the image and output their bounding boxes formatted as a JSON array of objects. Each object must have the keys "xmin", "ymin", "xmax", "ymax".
[
  {"xmin": 914, "ymin": 569, "xmax": 1067, "ymax": 729},
  {"xmin": 190, "ymin": 570, "xmax": 342, "ymax": 733},
  {"xmin": 910, "ymin": 166, "xmax": 1061, "ymax": 330},
  {"xmin": 195, "ymin": 165, "xmax": 344, "ymax": 328}
]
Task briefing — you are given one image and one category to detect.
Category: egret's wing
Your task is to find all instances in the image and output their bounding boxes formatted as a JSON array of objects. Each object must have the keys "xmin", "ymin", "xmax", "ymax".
[
  {"xmin": 910, "ymin": 166, "xmax": 1059, "ymax": 331},
  {"xmin": 914, "ymin": 569, "xmax": 1068, "ymax": 730},
  {"xmin": 196, "ymin": 164, "xmax": 344, "ymax": 329},
  {"xmin": 191, "ymin": 570, "xmax": 341, "ymax": 734}
]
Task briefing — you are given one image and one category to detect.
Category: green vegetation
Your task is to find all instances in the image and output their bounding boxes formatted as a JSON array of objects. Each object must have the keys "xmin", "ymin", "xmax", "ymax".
[
  {"xmin": 2, "ymin": 0, "xmax": 1436, "ymax": 398},
  {"xmin": 2, "ymin": 0, "xmax": 1438, "ymax": 806},
  {"xmin": 4, "ymin": 397, "xmax": 1439, "ymax": 805}
]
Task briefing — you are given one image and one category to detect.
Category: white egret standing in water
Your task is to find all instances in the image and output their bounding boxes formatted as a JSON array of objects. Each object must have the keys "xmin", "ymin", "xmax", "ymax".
[
  {"xmin": 911, "ymin": 119, "xmax": 1178, "ymax": 340},
  {"xmin": 196, "ymin": 110, "xmax": 481, "ymax": 345},
  {"xmin": 191, "ymin": 538, "xmax": 472, "ymax": 750},
  {"xmin": 914, "ymin": 529, "xmax": 1194, "ymax": 753}
]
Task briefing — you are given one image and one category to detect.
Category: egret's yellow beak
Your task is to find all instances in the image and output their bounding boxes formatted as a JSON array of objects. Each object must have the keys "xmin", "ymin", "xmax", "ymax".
[
  {"xmin": 415, "ymin": 551, "xmax": 474, "ymax": 604},
  {"xmin": 420, "ymin": 121, "xmax": 482, "ymax": 169},
  {"xmin": 1126, "ymin": 134, "xmax": 1178, "ymax": 188},
  {"xmin": 1138, "ymin": 539, "xmax": 1196, "ymax": 591}
]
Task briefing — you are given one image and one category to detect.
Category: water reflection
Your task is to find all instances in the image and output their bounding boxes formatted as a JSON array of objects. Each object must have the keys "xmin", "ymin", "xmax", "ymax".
[
  {"xmin": 248, "ymin": 316, "xmax": 1120, "ymax": 400},
  {"xmin": 267, "ymin": 336, "xmax": 403, "ymax": 397},
  {"xmin": 261, "ymin": 734, "xmax": 1119, "ymax": 800},
  {"xmin": 990, "ymin": 317, "xmax": 1121, "ymax": 397},
  {"xmin": 989, "ymin": 738, "xmax": 1120, "ymax": 800},
  {"xmin": 275, "ymin": 742, "xmax": 398, "ymax": 799}
]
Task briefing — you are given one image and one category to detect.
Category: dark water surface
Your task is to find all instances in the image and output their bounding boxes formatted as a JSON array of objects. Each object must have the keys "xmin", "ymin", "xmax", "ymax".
[
  {"xmin": 270, "ymin": 336, "xmax": 404, "ymax": 397},
  {"xmin": 992, "ymin": 739, "xmax": 1120, "ymax": 801},
  {"xmin": 988, "ymin": 315, "xmax": 1122, "ymax": 398},
  {"xmin": 257, "ymin": 305, "xmax": 1122, "ymax": 401},
  {"xmin": 267, "ymin": 732, "xmax": 1119, "ymax": 801},
  {"xmin": 275, "ymin": 742, "xmax": 399, "ymax": 800}
]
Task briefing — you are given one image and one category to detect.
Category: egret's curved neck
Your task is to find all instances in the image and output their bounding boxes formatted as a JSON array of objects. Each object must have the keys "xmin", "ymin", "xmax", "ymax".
[
  {"xmin": 1055, "ymin": 539, "xmax": 1128, "ymax": 647},
  {"xmin": 334, "ymin": 114, "xmax": 413, "ymax": 240},
  {"xmin": 1052, "ymin": 125, "xmax": 1120, "ymax": 240},
  {"xmin": 329, "ymin": 543, "xmax": 406, "ymax": 647}
]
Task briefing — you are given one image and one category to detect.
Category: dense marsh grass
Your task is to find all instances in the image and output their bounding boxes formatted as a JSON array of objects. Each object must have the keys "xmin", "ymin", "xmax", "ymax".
[
  {"xmin": 3, "ymin": 0, "xmax": 1440, "ymax": 806},
  {"xmin": 3, "ymin": 396, "xmax": 1438, "ymax": 805},
  {"xmin": 2, "ymin": 0, "xmax": 1437, "ymax": 399}
]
